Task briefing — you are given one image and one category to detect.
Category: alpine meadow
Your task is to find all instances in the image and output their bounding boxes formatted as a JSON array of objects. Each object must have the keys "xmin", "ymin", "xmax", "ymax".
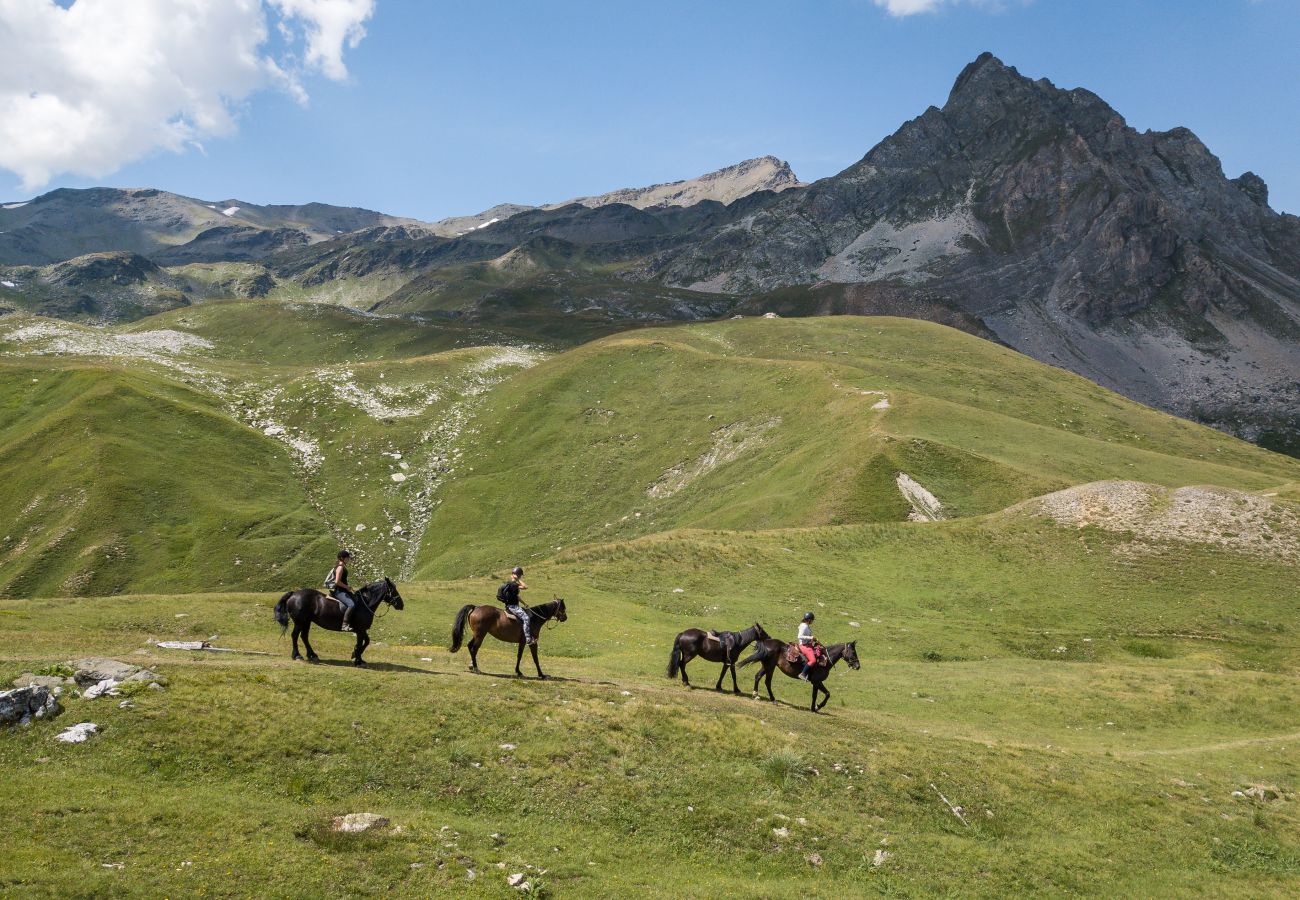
[{"xmin": 1, "ymin": 7, "xmax": 1299, "ymax": 898}]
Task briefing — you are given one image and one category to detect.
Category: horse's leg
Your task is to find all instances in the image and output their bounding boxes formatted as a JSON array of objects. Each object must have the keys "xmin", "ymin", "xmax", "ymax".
[
  {"xmin": 468, "ymin": 627, "xmax": 481, "ymax": 671},
  {"xmin": 816, "ymin": 682, "xmax": 830, "ymax": 712},
  {"xmin": 765, "ymin": 664, "xmax": 776, "ymax": 702},
  {"xmin": 353, "ymin": 631, "xmax": 366, "ymax": 667},
  {"xmin": 530, "ymin": 643, "xmax": 545, "ymax": 680},
  {"xmin": 730, "ymin": 662, "xmax": 740, "ymax": 695},
  {"xmin": 714, "ymin": 662, "xmax": 726, "ymax": 692},
  {"xmin": 680, "ymin": 652, "xmax": 691, "ymax": 687},
  {"xmin": 515, "ymin": 640, "xmax": 524, "ymax": 678},
  {"xmin": 302, "ymin": 621, "xmax": 319, "ymax": 662},
  {"xmin": 291, "ymin": 620, "xmax": 303, "ymax": 660}
]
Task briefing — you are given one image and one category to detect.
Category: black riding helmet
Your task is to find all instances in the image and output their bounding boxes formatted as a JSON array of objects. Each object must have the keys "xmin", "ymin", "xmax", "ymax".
[
  {"xmin": 338, "ymin": 549, "xmax": 352, "ymax": 560},
  {"xmin": 512, "ymin": 566, "xmax": 524, "ymax": 577},
  {"xmin": 802, "ymin": 611, "xmax": 815, "ymax": 622}
]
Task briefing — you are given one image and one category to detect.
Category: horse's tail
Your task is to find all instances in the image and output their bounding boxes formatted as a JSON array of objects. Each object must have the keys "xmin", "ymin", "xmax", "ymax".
[
  {"xmin": 274, "ymin": 591, "xmax": 293, "ymax": 634},
  {"xmin": 667, "ymin": 638, "xmax": 682, "ymax": 679},
  {"xmin": 449, "ymin": 604, "xmax": 475, "ymax": 653},
  {"xmin": 739, "ymin": 642, "xmax": 774, "ymax": 669}
]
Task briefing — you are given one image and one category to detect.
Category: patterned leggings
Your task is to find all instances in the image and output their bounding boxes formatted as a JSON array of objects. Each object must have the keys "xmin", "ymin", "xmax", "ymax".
[{"xmin": 507, "ymin": 605, "xmax": 533, "ymax": 643}]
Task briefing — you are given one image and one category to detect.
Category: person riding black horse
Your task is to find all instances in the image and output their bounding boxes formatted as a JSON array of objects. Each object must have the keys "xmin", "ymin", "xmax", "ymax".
[
  {"xmin": 326, "ymin": 549, "xmax": 359, "ymax": 632},
  {"xmin": 797, "ymin": 611, "xmax": 820, "ymax": 680},
  {"xmin": 497, "ymin": 566, "xmax": 536, "ymax": 646}
]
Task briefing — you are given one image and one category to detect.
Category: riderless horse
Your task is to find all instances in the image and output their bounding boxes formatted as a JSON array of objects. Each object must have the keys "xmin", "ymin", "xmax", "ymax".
[{"xmin": 667, "ymin": 623, "xmax": 770, "ymax": 694}]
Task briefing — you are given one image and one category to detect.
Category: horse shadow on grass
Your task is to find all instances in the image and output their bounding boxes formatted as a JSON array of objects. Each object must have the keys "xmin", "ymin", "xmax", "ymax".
[{"xmin": 310, "ymin": 659, "xmax": 457, "ymax": 678}]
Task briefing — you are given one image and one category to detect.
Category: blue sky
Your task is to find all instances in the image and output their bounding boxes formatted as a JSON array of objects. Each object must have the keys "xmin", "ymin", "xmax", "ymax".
[{"xmin": 2, "ymin": 0, "xmax": 1298, "ymax": 219}]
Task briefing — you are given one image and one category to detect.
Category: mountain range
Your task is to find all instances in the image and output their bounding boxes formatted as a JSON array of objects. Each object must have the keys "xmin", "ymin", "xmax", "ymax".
[{"xmin": 1, "ymin": 53, "xmax": 1296, "ymax": 455}]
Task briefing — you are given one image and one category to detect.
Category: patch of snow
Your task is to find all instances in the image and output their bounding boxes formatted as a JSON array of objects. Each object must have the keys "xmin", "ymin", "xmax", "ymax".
[
  {"xmin": 55, "ymin": 722, "xmax": 98, "ymax": 743},
  {"xmin": 474, "ymin": 217, "xmax": 501, "ymax": 230},
  {"xmin": 222, "ymin": 206, "xmax": 240, "ymax": 217},
  {"xmin": 2, "ymin": 201, "xmax": 29, "ymax": 209},
  {"xmin": 872, "ymin": 398, "xmax": 890, "ymax": 410},
  {"xmin": 0, "ymin": 280, "xmax": 14, "ymax": 289},
  {"xmin": 896, "ymin": 473, "xmax": 944, "ymax": 522}
]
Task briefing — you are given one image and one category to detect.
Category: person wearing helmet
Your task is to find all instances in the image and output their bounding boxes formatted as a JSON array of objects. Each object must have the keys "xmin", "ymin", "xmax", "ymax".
[
  {"xmin": 796, "ymin": 611, "xmax": 818, "ymax": 680},
  {"xmin": 325, "ymin": 549, "xmax": 358, "ymax": 632},
  {"xmin": 496, "ymin": 566, "xmax": 535, "ymax": 646}
]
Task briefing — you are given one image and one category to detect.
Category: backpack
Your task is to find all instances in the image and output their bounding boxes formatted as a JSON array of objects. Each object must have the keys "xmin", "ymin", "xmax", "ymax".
[
  {"xmin": 496, "ymin": 582, "xmax": 510, "ymax": 603},
  {"xmin": 324, "ymin": 566, "xmax": 338, "ymax": 589}
]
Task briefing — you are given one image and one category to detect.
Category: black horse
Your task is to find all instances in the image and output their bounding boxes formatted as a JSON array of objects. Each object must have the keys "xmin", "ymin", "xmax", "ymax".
[
  {"xmin": 667, "ymin": 623, "xmax": 770, "ymax": 694},
  {"xmin": 740, "ymin": 639, "xmax": 860, "ymax": 712},
  {"xmin": 274, "ymin": 578, "xmax": 404, "ymax": 666}
]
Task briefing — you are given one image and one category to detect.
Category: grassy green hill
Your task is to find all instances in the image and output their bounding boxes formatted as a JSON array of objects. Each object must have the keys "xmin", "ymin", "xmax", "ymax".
[
  {"xmin": 415, "ymin": 317, "xmax": 1300, "ymax": 578},
  {"xmin": 0, "ymin": 361, "xmax": 330, "ymax": 597},
  {"xmin": 1, "ymin": 308, "xmax": 1297, "ymax": 895}
]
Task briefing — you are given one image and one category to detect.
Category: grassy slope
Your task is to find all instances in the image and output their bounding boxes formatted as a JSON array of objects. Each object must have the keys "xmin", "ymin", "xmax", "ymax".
[
  {"xmin": 1, "ymin": 313, "xmax": 1298, "ymax": 895},
  {"xmin": 0, "ymin": 362, "xmax": 332, "ymax": 596},
  {"xmin": 1, "ymin": 505, "xmax": 1297, "ymax": 896},
  {"xmin": 417, "ymin": 317, "xmax": 1300, "ymax": 578}
]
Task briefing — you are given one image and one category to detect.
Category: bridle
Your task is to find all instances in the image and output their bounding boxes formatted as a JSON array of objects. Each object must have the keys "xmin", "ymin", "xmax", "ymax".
[{"xmin": 369, "ymin": 581, "xmax": 398, "ymax": 620}]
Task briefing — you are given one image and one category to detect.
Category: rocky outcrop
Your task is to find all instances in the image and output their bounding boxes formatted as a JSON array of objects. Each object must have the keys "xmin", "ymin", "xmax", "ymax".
[
  {"xmin": 554, "ymin": 155, "xmax": 802, "ymax": 211},
  {"xmin": 0, "ymin": 685, "xmax": 61, "ymax": 727}
]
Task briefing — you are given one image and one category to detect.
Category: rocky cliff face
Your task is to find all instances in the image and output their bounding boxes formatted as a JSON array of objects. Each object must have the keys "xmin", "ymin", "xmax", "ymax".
[
  {"xmin": 554, "ymin": 155, "xmax": 802, "ymax": 211},
  {"xmin": 641, "ymin": 54, "xmax": 1300, "ymax": 452}
]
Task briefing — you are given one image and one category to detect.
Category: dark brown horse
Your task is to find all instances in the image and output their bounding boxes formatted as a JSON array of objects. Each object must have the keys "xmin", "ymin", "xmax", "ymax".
[
  {"xmin": 448, "ymin": 598, "xmax": 567, "ymax": 678},
  {"xmin": 740, "ymin": 639, "xmax": 860, "ymax": 712},
  {"xmin": 274, "ymin": 578, "xmax": 404, "ymax": 666},
  {"xmin": 667, "ymin": 623, "xmax": 770, "ymax": 694}
]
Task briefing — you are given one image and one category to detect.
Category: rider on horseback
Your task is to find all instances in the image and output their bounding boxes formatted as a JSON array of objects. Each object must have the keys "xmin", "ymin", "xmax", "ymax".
[
  {"xmin": 797, "ymin": 611, "xmax": 819, "ymax": 681},
  {"xmin": 326, "ymin": 550, "xmax": 357, "ymax": 632},
  {"xmin": 497, "ymin": 566, "xmax": 536, "ymax": 646}
]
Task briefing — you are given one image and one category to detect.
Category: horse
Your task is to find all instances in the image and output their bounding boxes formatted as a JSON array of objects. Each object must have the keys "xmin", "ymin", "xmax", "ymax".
[
  {"xmin": 667, "ymin": 623, "xmax": 770, "ymax": 694},
  {"xmin": 274, "ymin": 578, "xmax": 404, "ymax": 666},
  {"xmin": 448, "ymin": 598, "xmax": 568, "ymax": 679},
  {"xmin": 739, "ymin": 639, "xmax": 860, "ymax": 712}
]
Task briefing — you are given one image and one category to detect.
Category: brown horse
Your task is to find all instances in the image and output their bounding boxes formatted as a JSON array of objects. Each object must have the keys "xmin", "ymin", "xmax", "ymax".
[
  {"xmin": 448, "ymin": 598, "xmax": 567, "ymax": 678},
  {"xmin": 739, "ymin": 639, "xmax": 860, "ymax": 712},
  {"xmin": 274, "ymin": 578, "xmax": 404, "ymax": 666},
  {"xmin": 667, "ymin": 623, "xmax": 770, "ymax": 694}
]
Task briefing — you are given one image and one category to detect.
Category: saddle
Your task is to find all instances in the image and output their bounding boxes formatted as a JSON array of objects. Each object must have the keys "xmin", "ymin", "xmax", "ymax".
[{"xmin": 786, "ymin": 643, "xmax": 826, "ymax": 666}]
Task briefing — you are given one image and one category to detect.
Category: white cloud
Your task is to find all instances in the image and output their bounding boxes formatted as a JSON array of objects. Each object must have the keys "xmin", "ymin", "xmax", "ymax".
[
  {"xmin": 0, "ymin": 0, "xmax": 375, "ymax": 192},
  {"xmin": 874, "ymin": 0, "xmax": 1017, "ymax": 15}
]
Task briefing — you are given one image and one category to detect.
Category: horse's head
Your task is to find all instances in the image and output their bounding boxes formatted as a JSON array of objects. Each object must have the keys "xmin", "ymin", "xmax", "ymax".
[
  {"xmin": 754, "ymin": 622, "xmax": 770, "ymax": 641},
  {"xmin": 384, "ymin": 577, "xmax": 405, "ymax": 610},
  {"xmin": 553, "ymin": 597, "xmax": 567, "ymax": 622},
  {"xmin": 842, "ymin": 640, "xmax": 860, "ymax": 670}
]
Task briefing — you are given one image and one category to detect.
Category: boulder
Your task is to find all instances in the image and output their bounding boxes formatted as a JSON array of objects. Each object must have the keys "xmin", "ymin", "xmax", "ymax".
[
  {"xmin": 12, "ymin": 674, "xmax": 71, "ymax": 690},
  {"xmin": 331, "ymin": 813, "xmax": 389, "ymax": 833},
  {"xmin": 69, "ymin": 658, "xmax": 161, "ymax": 687},
  {"xmin": 0, "ymin": 685, "xmax": 62, "ymax": 727}
]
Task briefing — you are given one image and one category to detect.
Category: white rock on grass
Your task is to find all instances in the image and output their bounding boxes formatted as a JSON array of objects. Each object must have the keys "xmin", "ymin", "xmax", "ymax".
[
  {"xmin": 83, "ymin": 679, "xmax": 120, "ymax": 700},
  {"xmin": 55, "ymin": 722, "xmax": 98, "ymax": 743},
  {"xmin": 391, "ymin": 473, "xmax": 407, "ymax": 483},
  {"xmin": 331, "ymin": 813, "xmax": 389, "ymax": 833}
]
